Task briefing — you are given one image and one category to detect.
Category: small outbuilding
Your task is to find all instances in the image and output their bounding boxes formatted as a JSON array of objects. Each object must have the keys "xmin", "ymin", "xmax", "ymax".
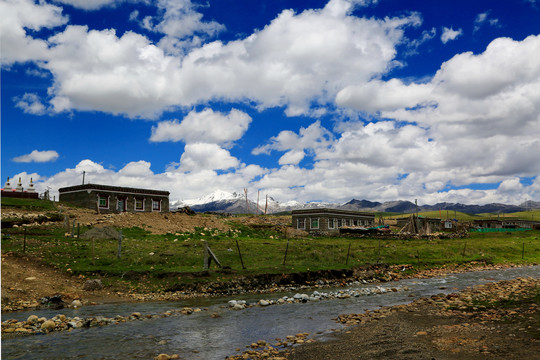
[
  {"xmin": 59, "ymin": 184, "xmax": 169, "ymax": 213},
  {"xmin": 291, "ymin": 208, "xmax": 375, "ymax": 235}
]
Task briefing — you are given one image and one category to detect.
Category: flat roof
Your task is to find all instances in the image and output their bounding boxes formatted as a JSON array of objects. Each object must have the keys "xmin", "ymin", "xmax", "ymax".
[
  {"xmin": 58, "ymin": 183, "xmax": 169, "ymax": 196},
  {"xmin": 291, "ymin": 208, "xmax": 374, "ymax": 216}
]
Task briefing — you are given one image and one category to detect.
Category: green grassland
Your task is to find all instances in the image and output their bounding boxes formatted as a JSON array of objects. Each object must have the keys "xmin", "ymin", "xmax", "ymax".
[
  {"xmin": 1, "ymin": 197, "xmax": 56, "ymax": 211},
  {"xmin": 2, "ymin": 197, "xmax": 539, "ymax": 291},
  {"xmin": 2, "ymin": 222, "xmax": 539, "ymax": 291}
]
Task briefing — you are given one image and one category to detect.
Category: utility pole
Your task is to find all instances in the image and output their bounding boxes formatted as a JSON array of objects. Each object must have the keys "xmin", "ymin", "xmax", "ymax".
[
  {"xmin": 82, "ymin": 171, "xmax": 86, "ymax": 185},
  {"xmin": 244, "ymin": 188, "xmax": 249, "ymax": 214}
]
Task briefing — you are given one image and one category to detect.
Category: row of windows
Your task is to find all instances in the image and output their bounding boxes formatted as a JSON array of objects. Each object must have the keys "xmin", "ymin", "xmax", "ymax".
[
  {"xmin": 296, "ymin": 217, "xmax": 372, "ymax": 230},
  {"xmin": 98, "ymin": 195, "xmax": 161, "ymax": 211}
]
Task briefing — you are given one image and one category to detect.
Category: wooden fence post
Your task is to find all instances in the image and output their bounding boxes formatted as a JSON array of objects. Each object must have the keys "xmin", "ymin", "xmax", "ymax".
[
  {"xmin": 283, "ymin": 239, "xmax": 290, "ymax": 265},
  {"xmin": 522, "ymin": 242, "xmax": 525, "ymax": 259},
  {"xmin": 203, "ymin": 241, "xmax": 222, "ymax": 270},
  {"xmin": 345, "ymin": 242, "xmax": 351, "ymax": 265},
  {"xmin": 117, "ymin": 230, "xmax": 122, "ymax": 259},
  {"xmin": 236, "ymin": 239, "xmax": 246, "ymax": 269}
]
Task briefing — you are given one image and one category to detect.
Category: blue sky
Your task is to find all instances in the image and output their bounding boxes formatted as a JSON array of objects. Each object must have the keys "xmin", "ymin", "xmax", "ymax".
[{"xmin": 2, "ymin": 0, "xmax": 540, "ymax": 205}]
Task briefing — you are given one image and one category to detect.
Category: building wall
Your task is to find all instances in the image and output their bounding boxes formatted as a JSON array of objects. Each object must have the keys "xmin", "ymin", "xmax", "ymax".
[
  {"xmin": 292, "ymin": 210, "xmax": 375, "ymax": 235},
  {"xmin": 59, "ymin": 188, "xmax": 169, "ymax": 213},
  {"xmin": 1, "ymin": 191, "xmax": 39, "ymax": 199}
]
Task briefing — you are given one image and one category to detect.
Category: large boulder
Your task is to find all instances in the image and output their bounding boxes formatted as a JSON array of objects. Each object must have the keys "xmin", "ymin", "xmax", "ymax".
[
  {"xmin": 83, "ymin": 279, "xmax": 103, "ymax": 291},
  {"xmin": 80, "ymin": 227, "xmax": 120, "ymax": 240}
]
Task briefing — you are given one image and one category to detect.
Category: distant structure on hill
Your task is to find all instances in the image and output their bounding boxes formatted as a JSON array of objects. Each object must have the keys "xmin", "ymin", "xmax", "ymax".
[
  {"xmin": 59, "ymin": 184, "xmax": 169, "ymax": 213},
  {"xmin": 1, "ymin": 177, "xmax": 39, "ymax": 199}
]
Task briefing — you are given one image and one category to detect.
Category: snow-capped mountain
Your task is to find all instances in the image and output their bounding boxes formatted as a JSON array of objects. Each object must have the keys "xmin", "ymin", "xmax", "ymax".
[
  {"xmin": 174, "ymin": 190, "xmax": 262, "ymax": 214},
  {"xmin": 172, "ymin": 190, "xmax": 540, "ymax": 215},
  {"xmin": 182, "ymin": 189, "xmax": 244, "ymax": 207}
]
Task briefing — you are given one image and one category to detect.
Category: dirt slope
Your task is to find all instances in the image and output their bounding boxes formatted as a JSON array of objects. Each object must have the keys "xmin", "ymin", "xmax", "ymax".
[{"xmin": 1, "ymin": 253, "xmax": 126, "ymax": 311}]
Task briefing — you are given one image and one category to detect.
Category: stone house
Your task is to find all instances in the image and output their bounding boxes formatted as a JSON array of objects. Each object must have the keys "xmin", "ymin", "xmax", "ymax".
[
  {"xmin": 396, "ymin": 216, "xmax": 443, "ymax": 232},
  {"xmin": 291, "ymin": 208, "xmax": 375, "ymax": 235},
  {"xmin": 58, "ymin": 184, "xmax": 169, "ymax": 213}
]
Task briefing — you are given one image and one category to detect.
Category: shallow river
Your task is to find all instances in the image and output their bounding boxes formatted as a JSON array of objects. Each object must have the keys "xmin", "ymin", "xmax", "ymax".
[{"xmin": 2, "ymin": 266, "xmax": 539, "ymax": 360}]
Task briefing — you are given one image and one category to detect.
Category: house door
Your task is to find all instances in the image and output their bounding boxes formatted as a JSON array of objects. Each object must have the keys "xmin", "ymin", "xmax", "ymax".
[{"xmin": 117, "ymin": 198, "xmax": 126, "ymax": 212}]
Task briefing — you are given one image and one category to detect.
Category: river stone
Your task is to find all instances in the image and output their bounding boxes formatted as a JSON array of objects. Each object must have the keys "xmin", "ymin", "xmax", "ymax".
[
  {"xmin": 71, "ymin": 300, "xmax": 82, "ymax": 307},
  {"xmin": 181, "ymin": 307, "xmax": 193, "ymax": 315},
  {"xmin": 155, "ymin": 354, "xmax": 170, "ymax": 360},
  {"xmin": 228, "ymin": 300, "xmax": 237, "ymax": 307},
  {"xmin": 41, "ymin": 320, "xmax": 56, "ymax": 330},
  {"xmin": 259, "ymin": 300, "xmax": 270, "ymax": 306},
  {"xmin": 68, "ymin": 321, "xmax": 82, "ymax": 328},
  {"xmin": 83, "ymin": 279, "xmax": 103, "ymax": 291},
  {"xmin": 232, "ymin": 304, "xmax": 244, "ymax": 310},
  {"xmin": 27, "ymin": 315, "xmax": 39, "ymax": 323},
  {"xmin": 15, "ymin": 327, "xmax": 32, "ymax": 333}
]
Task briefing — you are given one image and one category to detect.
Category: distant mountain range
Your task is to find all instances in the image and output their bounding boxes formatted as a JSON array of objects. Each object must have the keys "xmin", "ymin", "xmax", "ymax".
[{"xmin": 170, "ymin": 190, "xmax": 540, "ymax": 215}]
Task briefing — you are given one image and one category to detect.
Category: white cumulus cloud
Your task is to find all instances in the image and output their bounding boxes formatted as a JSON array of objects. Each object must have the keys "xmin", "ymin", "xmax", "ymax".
[
  {"xmin": 5, "ymin": 0, "xmax": 420, "ymax": 118},
  {"xmin": 12, "ymin": 150, "xmax": 60, "ymax": 163},
  {"xmin": 13, "ymin": 93, "xmax": 47, "ymax": 115},
  {"xmin": 440, "ymin": 26, "xmax": 462, "ymax": 43},
  {"xmin": 0, "ymin": 0, "xmax": 67, "ymax": 64},
  {"xmin": 150, "ymin": 108, "xmax": 251, "ymax": 145}
]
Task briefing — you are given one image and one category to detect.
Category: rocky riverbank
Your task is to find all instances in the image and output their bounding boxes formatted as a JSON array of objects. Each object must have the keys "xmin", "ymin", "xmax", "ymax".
[
  {"xmin": 1, "ymin": 307, "xmax": 205, "ymax": 337},
  {"xmin": 117, "ymin": 261, "xmax": 527, "ymax": 303},
  {"xmin": 281, "ymin": 276, "xmax": 540, "ymax": 360}
]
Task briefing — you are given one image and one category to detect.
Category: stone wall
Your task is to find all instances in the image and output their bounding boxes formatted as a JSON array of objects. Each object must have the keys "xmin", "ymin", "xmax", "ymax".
[{"xmin": 59, "ymin": 189, "xmax": 169, "ymax": 213}]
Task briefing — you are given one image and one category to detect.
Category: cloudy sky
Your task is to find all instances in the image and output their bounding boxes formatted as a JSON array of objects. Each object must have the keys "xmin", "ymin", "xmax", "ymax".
[{"xmin": 2, "ymin": 0, "xmax": 540, "ymax": 205}]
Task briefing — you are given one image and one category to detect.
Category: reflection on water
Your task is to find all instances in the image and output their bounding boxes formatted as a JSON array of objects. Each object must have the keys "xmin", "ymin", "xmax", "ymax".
[{"xmin": 2, "ymin": 266, "xmax": 539, "ymax": 360}]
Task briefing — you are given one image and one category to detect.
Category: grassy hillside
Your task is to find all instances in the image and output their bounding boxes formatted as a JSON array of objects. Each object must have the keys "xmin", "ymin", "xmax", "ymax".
[
  {"xmin": 385, "ymin": 210, "xmax": 480, "ymax": 222},
  {"xmin": 477, "ymin": 209, "xmax": 540, "ymax": 221},
  {"xmin": 386, "ymin": 209, "xmax": 540, "ymax": 222},
  {"xmin": 1, "ymin": 197, "xmax": 56, "ymax": 211}
]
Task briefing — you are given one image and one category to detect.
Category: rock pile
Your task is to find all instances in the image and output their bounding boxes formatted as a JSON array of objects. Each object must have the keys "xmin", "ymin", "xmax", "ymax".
[
  {"xmin": 227, "ymin": 285, "xmax": 408, "ymax": 310},
  {"xmin": 226, "ymin": 333, "xmax": 314, "ymax": 360},
  {"xmin": 1, "ymin": 307, "xmax": 205, "ymax": 337}
]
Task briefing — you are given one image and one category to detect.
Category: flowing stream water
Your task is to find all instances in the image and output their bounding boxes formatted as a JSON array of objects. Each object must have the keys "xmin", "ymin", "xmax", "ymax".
[{"xmin": 2, "ymin": 266, "xmax": 539, "ymax": 360}]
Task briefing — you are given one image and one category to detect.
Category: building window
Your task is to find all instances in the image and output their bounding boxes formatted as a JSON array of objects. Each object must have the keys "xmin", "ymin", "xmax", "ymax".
[
  {"xmin": 311, "ymin": 218, "xmax": 319, "ymax": 229},
  {"xmin": 297, "ymin": 218, "xmax": 305, "ymax": 229},
  {"xmin": 98, "ymin": 195, "xmax": 109, "ymax": 209},
  {"xmin": 328, "ymin": 218, "xmax": 335, "ymax": 229},
  {"xmin": 152, "ymin": 199, "xmax": 161, "ymax": 211},
  {"xmin": 135, "ymin": 198, "xmax": 144, "ymax": 211},
  {"xmin": 344, "ymin": 219, "xmax": 349, "ymax": 226},
  {"xmin": 337, "ymin": 219, "xmax": 342, "ymax": 228},
  {"xmin": 353, "ymin": 220, "xmax": 358, "ymax": 226}
]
